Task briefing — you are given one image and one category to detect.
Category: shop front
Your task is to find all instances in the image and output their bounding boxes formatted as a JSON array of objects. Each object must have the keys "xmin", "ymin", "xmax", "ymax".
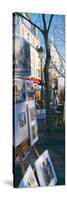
[{"xmin": 27, "ymin": 76, "xmax": 45, "ymax": 109}]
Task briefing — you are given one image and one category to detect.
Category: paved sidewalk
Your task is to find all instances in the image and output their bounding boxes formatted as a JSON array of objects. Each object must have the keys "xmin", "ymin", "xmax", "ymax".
[
  {"xmin": 15, "ymin": 120, "xmax": 65, "ymax": 187},
  {"xmin": 36, "ymin": 121, "xmax": 65, "ymax": 185}
]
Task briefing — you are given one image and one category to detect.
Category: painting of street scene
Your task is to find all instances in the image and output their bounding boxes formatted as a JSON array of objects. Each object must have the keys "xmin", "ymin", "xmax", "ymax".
[
  {"xmin": 19, "ymin": 165, "xmax": 38, "ymax": 188},
  {"xmin": 35, "ymin": 150, "xmax": 57, "ymax": 186},
  {"xmin": 40, "ymin": 159, "xmax": 54, "ymax": 185}
]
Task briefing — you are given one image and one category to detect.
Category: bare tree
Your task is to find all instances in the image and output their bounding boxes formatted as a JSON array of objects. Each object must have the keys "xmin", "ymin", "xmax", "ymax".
[{"xmin": 49, "ymin": 40, "xmax": 65, "ymax": 78}]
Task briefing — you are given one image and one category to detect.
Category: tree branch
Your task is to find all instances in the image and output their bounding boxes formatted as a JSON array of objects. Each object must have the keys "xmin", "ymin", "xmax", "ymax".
[
  {"xmin": 42, "ymin": 14, "xmax": 47, "ymax": 32},
  {"xmin": 42, "ymin": 14, "xmax": 49, "ymax": 51},
  {"xmin": 52, "ymin": 41, "xmax": 65, "ymax": 64},
  {"xmin": 14, "ymin": 12, "xmax": 43, "ymax": 34},
  {"xmin": 47, "ymin": 15, "xmax": 54, "ymax": 33},
  {"xmin": 51, "ymin": 59, "xmax": 65, "ymax": 78}
]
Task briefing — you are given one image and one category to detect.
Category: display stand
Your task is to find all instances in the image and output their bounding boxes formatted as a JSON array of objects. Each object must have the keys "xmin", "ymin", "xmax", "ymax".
[
  {"xmin": 33, "ymin": 145, "xmax": 40, "ymax": 158},
  {"xmin": 18, "ymin": 152, "xmax": 25, "ymax": 176},
  {"xmin": 13, "ymin": 31, "xmax": 40, "ymax": 186},
  {"xmin": 15, "ymin": 142, "xmax": 40, "ymax": 179},
  {"xmin": 14, "ymin": 78, "xmax": 39, "ymax": 186}
]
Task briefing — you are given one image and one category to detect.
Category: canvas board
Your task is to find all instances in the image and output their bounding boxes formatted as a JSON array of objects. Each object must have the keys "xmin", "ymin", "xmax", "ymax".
[
  {"xmin": 35, "ymin": 150, "xmax": 57, "ymax": 186},
  {"xmin": 18, "ymin": 165, "xmax": 38, "ymax": 188}
]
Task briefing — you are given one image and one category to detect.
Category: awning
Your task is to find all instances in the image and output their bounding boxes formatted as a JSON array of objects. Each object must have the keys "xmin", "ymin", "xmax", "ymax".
[{"xmin": 27, "ymin": 76, "xmax": 41, "ymax": 84}]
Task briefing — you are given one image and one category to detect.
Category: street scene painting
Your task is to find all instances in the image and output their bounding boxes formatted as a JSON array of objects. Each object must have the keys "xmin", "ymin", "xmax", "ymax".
[
  {"xmin": 27, "ymin": 100, "xmax": 39, "ymax": 146},
  {"xmin": 35, "ymin": 150, "xmax": 57, "ymax": 186},
  {"xmin": 14, "ymin": 35, "xmax": 31, "ymax": 76},
  {"xmin": 25, "ymin": 80, "xmax": 35, "ymax": 101},
  {"xmin": 18, "ymin": 165, "xmax": 38, "ymax": 188},
  {"xmin": 13, "ymin": 12, "xmax": 65, "ymax": 188},
  {"xmin": 15, "ymin": 102, "xmax": 28, "ymax": 147},
  {"xmin": 15, "ymin": 78, "xmax": 26, "ymax": 102}
]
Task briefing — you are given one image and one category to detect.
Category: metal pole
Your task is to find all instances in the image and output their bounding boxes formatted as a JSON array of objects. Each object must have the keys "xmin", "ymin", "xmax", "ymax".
[{"xmin": 41, "ymin": 58, "xmax": 43, "ymax": 109}]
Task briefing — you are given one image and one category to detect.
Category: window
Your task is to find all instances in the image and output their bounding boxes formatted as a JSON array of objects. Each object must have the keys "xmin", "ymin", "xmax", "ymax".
[
  {"xmin": 27, "ymin": 32, "xmax": 30, "ymax": 41},
  {"xmin": 31, "ymin": 51, "xmax": 35, "ymax": 67},
  {"xmin": 20, "ymin": 26, "xmax": 24, "ymax": 37}
]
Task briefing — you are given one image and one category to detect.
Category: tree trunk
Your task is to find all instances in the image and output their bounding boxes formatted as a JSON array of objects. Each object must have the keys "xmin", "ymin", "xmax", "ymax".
[
  {"xmin": 44, "ymin": 44, "xmax": 51, "ymax": 128},
  {"xmin": 42, "ymin": 14, "xmax": 54, "ymax": 129}
]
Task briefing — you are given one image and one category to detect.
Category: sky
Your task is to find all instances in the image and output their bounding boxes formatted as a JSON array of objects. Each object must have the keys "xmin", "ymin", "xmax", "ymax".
[{"xmin": 28, "ymin": 13, "xmax": 65, "ymax": 60}]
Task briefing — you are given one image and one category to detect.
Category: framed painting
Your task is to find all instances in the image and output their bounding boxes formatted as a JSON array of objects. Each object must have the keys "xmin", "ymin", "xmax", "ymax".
[
  {"xmin": 27, "ymin": 100, "xmax": 38, "ymax": 146},
  {"xmin": 15, "ymin": 78, "xmax": 26, "ymax": 102},
  {"xmin": 15, "ymin": 102, "xmax": 29, "ymax": 147},
  {"xmin": 18, "ymin": 165, "xmax": 38, "ymax": 188},
  {"xmin": 35, "ymin": 150, "xmax": 57, "ymax": 186},
  {"xmin": 30, "ymin": 123, "xmax": 38, "ymax": 145},
  {"xmin": 25, "ymin": 80, "xmax": 35, "ymax": 101}
]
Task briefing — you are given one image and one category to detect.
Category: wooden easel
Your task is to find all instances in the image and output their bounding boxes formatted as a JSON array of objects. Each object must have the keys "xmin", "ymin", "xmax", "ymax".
[
  {"xmin": 15, "ymin": 139, "xmax": 40, "ymax": 178},
  {"xmin": 15, "ymin": 100, "xmax": 40, "ymax": 180}
]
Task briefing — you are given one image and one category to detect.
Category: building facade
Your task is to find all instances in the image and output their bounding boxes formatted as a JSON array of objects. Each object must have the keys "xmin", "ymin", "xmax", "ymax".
[
  {"xmin": 49, "ymin": 41, "xmax": 65, "ymax": 105},
  {"xmin": 13, "ymin": 13, "xmax": 44, "ymax": 107},
  {"xmin": 14, "ymin": 13, "xmax": 41, "ymax": 82}
]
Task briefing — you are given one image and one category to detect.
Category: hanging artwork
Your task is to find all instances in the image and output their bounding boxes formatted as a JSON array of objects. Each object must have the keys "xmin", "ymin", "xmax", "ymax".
[
  {"xmin": 15, "ymin": 78, "xmax": 26, "ymax": 102},
  {"xmin": 14, "ymin": 35, "xmax": 31, "ymax": 77},
  {"xmin": 27, "ymin": 100, "xmax": 38, "ymax": 146},
  {"xmin": 25, "ymin": 80, "xmax": 35, "ymax": 101},
  {"xmin": 15, "ymin": 102, "xmax": 29, "ymax": 147}
]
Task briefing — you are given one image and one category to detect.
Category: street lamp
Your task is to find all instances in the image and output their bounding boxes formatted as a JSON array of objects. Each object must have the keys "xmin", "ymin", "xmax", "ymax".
[{"xmin": 37, "ymin": 46, "xmax": 44, "ymax": 109}]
